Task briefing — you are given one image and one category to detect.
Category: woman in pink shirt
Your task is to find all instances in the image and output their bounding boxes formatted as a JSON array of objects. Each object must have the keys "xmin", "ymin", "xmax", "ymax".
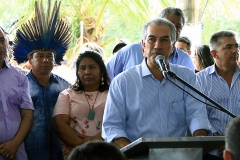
[{"xmin": 53, "ymin": 50, "xmax": 110, "ymax": 159}]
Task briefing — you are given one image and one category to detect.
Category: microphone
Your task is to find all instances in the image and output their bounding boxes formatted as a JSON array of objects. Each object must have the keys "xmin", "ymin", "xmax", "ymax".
[{"xmin": 155, "ymin": 55, "xmax": 167, "ymax": 72}]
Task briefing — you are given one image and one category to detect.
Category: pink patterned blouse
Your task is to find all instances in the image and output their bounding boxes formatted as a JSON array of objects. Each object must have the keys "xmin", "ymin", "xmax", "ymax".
[{"xmin": 53, "ymin": 87, "xmax": 108, "ymax": 159}]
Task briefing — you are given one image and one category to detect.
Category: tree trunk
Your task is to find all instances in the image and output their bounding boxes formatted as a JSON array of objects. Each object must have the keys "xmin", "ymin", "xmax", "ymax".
[{"xmin": 176, "ymin": 0, "xmax": 202, "ymax": 53}]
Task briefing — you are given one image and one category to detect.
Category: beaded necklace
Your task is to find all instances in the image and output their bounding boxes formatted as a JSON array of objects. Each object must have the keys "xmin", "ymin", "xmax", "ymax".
[{"xmin": 84, "ymin": 91, "xmax": 99, "ymax": 120}]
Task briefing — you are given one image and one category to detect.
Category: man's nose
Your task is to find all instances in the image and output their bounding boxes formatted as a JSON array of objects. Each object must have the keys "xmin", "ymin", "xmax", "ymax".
[
  {"xmin": 154, "ymin": 39, "xmax": 162, "ymax": 49},
  {"xmin": 43, "ymin": 57, "xmax": 49, "ymax": 62},
  {"xmin": 233, "ymin": 46, "xmax": 239, "ymax": 53}
]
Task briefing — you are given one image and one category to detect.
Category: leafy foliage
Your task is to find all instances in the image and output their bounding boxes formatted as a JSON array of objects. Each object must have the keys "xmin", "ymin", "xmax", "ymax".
[{"xmin": 1, "ymin": 0, "xmax": 240, "ymax": 63}]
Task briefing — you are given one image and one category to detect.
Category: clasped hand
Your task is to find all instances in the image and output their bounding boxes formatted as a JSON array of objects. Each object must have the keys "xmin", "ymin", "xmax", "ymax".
[{"xmin": 0, "ymin": 141, "xmax": 17, "ymax": 160}]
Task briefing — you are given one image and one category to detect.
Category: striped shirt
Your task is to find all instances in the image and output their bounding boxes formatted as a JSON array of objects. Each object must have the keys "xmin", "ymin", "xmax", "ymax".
[
  {"xmin": 196, "ymin": 65, "xmax": 240, "ymax": 135},
  {"xmin": 102, "ymin": 59, "xmax": 210, "ymax": 143}
]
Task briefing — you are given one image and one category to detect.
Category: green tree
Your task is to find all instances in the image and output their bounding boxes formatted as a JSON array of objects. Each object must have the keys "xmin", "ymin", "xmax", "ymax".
[{"xmin": 1, "ymin": 0, "xmax": 239, "ymax": 63}]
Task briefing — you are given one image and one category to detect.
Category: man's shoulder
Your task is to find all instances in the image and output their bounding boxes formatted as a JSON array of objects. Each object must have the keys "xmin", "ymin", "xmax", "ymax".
[
  {"xmin": 113, "ymin": 64, "xmax": 141, "ymax": 80},
  {"xmin": 170, "ymin": 63, "xmax": 194, "ymax": 74},
  {"xmin": 1, "ymin": 64, "xmax": 28, "ymax": 84},
  {"xmin": 106, "ymin": 42, "xmax": 141, "ymax": 64},
  {"xmin": 52, "ymin": 73, "xmax": 71, "ymax": 86},
  {"xmin": 121, "ymin": 42, "xmax": 142, "ymax": 51},
  {"xmin": 196, "ymin": 66, "xmax": 214, "ymax": 86},
  {"xmin": 7, "ymin": 64, "xmax": 28, "ymax": 77},
  {"xmin": 196, "ymin": 66, "xmax": 213, "ymax": 77},
  {"xmin": 173, "ymin": 47, "xmax": 194, "ymax": 70},
  {"xmin": 176, "ymin": 47, "xmax": 191, "ymax": 58}
]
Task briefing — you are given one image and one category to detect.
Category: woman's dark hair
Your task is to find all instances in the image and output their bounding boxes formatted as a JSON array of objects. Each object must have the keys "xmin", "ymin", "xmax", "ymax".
[
  {"xmin": 194, "ymin": 45, "xmax": 214, "ymax": 70},
  {"xmin": 68, "ymin": 141, "xmax": 127, "ymax": 160},
  {"xmin": 72, "ymin": 50, "xmax": 110, "ymax": 92}
]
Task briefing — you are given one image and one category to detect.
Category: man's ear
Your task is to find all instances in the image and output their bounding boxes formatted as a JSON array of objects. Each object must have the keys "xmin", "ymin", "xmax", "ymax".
[
  {"xmin": 142, "ymin": 39, "xmax": 146, "ymax": 57},
  {"xmin": 210, "ymin": 50, "xmax": 217, "ymax": 58},
  {"xmin": 224, "ymin": 150, "xmax": 232, "ymax": 160},
  {"xmin": 27, "ymin": 54, "xmax": 32, "ymax": 65}
]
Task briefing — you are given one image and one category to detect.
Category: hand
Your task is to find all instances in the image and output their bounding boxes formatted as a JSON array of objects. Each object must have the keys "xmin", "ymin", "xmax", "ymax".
[
  {"xmin": 112, "ymin": 138, "xmax": 131, "ymax": 149},
  {"xmin": 193, "ymin": 129, "xmax": 207, "ymax": 136},
  {"xmin": 213, "ymin": 132, "xmax": 222, "ymax": 136},
  {"xmin": 0, "ymin": 141, "xmax": 17, "ymax": 160}
]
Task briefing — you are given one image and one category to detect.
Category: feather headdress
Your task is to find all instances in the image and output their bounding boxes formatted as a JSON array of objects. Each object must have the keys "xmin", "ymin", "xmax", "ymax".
[{"xmin": 13, "ymin": 0, "xmax": 71, "ymax": 65}]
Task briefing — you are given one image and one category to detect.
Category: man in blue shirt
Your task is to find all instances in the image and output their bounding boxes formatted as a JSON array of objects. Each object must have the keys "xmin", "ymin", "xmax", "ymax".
[
  {"xmin": 102, "ymin": 17, "xmax": 210, "ymax": 149},
  {"xmin": 13, "ymin": 1, "xmax": 71, "ymax": 160},
  {"xmin": 197, "ymin": 30, "xmax": 239, "ymax": 159},
  {"xmin": 175, "ymin": 36, "xmax": 192, "ymax": 55},
  {"xmin": 106, "ymin": 7, "xmax": 194, "ymax": 80}
]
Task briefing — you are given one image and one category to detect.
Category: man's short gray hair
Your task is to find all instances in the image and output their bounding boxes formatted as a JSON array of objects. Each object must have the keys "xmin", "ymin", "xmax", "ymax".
[
  {"xmin": 225, "ymin": 116, "xmax": 240, "ymax": 160},
  {"xmin": 142, "ymin": 18, "xmax": 176, "ymax": 43},
  {"xmin": 159, "ymin": 7, "xmax": 185, "ymax": 26},
  {"xmin": 210, "ymin": 30, "xmax": 237, "ymax": 51}
]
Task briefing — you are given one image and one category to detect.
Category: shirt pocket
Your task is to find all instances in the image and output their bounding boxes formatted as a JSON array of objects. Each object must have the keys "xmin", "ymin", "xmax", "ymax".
[
  {"xmin": 7, "ymin": 87, "xmax": 22, "ymax": 107},
  {"xmin": 168, "ymin": 100, "xmax": 186, "ymax": 127}
]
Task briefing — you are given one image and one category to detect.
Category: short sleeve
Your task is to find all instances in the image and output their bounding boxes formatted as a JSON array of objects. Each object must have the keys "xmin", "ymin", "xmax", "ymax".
[{"xmin": 53, "ymin": 89, "xmax": 71, "ymax": 117}]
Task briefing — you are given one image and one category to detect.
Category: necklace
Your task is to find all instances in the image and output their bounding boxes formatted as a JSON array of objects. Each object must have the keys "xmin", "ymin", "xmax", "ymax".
[{"xmin": 84, "ymin": 91, "xmax": 99, "ymax": 120}]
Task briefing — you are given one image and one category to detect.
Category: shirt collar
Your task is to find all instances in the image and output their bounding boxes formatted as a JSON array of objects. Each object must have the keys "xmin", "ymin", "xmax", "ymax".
[
  {"xmin": 140, "ymin": 57, "xmax": 175, "ymax": 77},
  {"xmin": 209, "ymin": 64, "xmax": 240, "ymax": 75},
  {"xmin": 29, "ymin": 69, "xmax": 59, "ymax": 85},
  {"xmin": 233, "ymin": 65, "xmax": 240, "ymax": 76},
  {"xmin": 141, "ymin": 58, "xmax": 152, "ymax": 77},
  {"xmin": 172, "ymin": 46, "xmax": 179, "ymax": 59},
  {"xmin": 209, "ymin": 64, "xmax": 216, "ymax": 74}
]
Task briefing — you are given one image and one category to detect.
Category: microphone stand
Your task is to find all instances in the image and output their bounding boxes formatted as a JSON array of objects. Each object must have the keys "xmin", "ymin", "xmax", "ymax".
[{"xmin": 164, "ymin": 70, "xmax": 236, "ymax": 118}]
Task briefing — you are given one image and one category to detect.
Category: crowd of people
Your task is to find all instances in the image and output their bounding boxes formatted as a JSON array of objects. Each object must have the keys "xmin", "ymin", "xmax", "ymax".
[{"xmin": 0, "ymin": 1, "xmax": 240, "ymax": 160}]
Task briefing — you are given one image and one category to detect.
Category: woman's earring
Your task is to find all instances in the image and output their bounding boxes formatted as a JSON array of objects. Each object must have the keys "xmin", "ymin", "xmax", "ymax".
[{"xmin": 101, "ymin": 76, "xmax": 104, "ymax": 85}]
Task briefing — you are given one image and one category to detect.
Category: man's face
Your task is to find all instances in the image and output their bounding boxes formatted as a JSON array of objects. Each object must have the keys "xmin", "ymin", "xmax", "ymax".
[
  {"xmin": 175, "ymin": 41, "xmax": 191, "ymax": 54},
  {"xmin": 142, "ymin": 24, "xmax": 173, "ymax": 69},
  {"xmin": 0, "ymin": 29, "xmax": 7, "ymax": 61},
  {"xmin": 28, "ymin": 50, "xmax": 55, "ymax": 75},
  {"xmin": 164, "ymin": 14, "xmax": 183, "ymax": 41},
  {"xmin": 214, "ymin": 37, "xmax": 239, "ymax": 68}
]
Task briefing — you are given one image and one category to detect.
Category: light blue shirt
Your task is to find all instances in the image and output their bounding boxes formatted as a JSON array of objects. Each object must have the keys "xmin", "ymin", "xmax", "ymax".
[
  {"xmin": 196, "ymin": 65, "xmax": 240, "ymax": 134},
  {"xmin": 102, "ymin": 59, "xmax": 210, "ymax": 143},
  {"xmin": 105, "ymin": 42, "xmax": 194, "ymax": 80}
]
